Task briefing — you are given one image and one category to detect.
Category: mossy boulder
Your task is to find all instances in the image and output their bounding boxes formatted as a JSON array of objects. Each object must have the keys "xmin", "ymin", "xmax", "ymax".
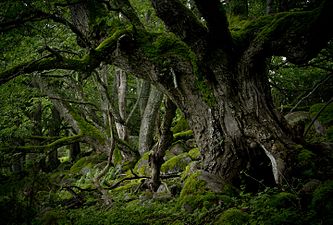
[
  {"xmin": 181, "ymin": 161, "xmax": 201, "ymax": 180},
  {"xmin": 188, "ymin": 148, "xmax": 201, "ymax": 160},
  {"xmin": 215, "ymin": 208, "xmax": 249, "ymax": 225},
  {"xmin": 70, "ymin": 153, "xmax": 107, "ymax": 175},
  {"xmin": 177, "ymin": 171, "xmax": 215, "ymax": 211},
  {"xmin": 168, "ymin": 142, "xmax": 187, "ymax": 156},
  {"xmin": 161, "ymin": 153, "xmax": 192, "ymax": 174},
  {"xmin": 134, "ymin": 151, "xmax": 151, "ymax": 176},
  {"xmin": 285, "ymin": 111, "xmax": 310, "ymax": 127}
]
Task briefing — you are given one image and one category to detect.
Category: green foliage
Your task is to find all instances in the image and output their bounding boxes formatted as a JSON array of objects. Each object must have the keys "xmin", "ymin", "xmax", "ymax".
[
  {"xmin": 246, "ymin": 188, "xmax": 304, "ymax": 225},
  {"xmin": 215, "ymin": 208, "xmax": 249, "ymax": 225},
  {"xmin": 296, "ymin": 148, "xmax": 316, "ymax": 177},
  {"xmin": 310, "ymin": 180, "xmax": 333, "ymax": 224},
  {"xmin": 309, "ymin": 103, "xmax": 333, "ymax": 126}
]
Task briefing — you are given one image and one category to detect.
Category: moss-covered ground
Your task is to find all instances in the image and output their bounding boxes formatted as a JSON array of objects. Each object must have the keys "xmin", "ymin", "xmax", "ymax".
[{"xmin": 1, "ymin": 105, "xmax": 333, "ymax": 225}]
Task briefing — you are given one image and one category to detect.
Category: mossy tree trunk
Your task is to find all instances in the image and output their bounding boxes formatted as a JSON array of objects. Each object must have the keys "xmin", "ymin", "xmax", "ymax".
[
  {"xmin": 47, "ymin": 105, "xmax": 61, "ymax": 171},
  {"xmin": 149, "ymin": 97, "xmax": 176, "ymax": 191},
  {"xmin": 138, "ymin": 85, "xmax": 164, "ymax": 155},
  {"xmin": 1, "ymin": 0, "xmax": 332, "ymax": 189}
]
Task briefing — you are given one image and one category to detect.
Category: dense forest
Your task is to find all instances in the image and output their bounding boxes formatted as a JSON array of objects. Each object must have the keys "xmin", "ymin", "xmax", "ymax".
[{"xmin": 0, "ymin": 0, "xmax": 332, "ymax": 224}]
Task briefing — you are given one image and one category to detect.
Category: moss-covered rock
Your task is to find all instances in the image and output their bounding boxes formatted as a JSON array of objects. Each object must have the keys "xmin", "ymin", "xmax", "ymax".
[
  {"xmin": 215, "ymin": 208, "xmax": 249, "ymax": 225},
  {"xmin": 173, "ymin": 130, "xmax": 193, "ymax": 142},
  {"xmin": 285, "ymin": 111, "xmax": 310, "ymax": 126},
  {"xmin": 177, "ymin": 171, "xmax": 215, "ymax": 211},
  {"xmin": 181, "ymin": 161, "xmax": 201, "ymax": 180},
  {"xmin": 70, "ymin": 154, "xmax": 107, "ymax": 175},
  {"xmin": 168, "ymin": 142, "xmax": 187, "ymax": 156},
  {"xmin": 188, "ymin": 148, "xmax": 200, "ymax": 161},
  {"xmin": 134, "ymin": 151, "xmax": 151, "ymax": 176},
  {"xmin": 161, "ymin": 153, "xmax": 192, "ymax": 174}
]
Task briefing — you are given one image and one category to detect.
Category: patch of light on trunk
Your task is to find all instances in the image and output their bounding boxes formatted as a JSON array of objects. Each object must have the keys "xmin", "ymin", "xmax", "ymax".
[{"xmin": 260, "ymin": 144, "xmax": 279, "ymax": 184}]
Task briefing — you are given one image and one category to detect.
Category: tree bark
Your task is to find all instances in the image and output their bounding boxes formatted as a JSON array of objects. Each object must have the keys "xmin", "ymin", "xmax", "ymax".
[
  {"xmin": 138, "ymin": 85, "xmax": 164, "ymax": 155},
  {"xmin": 149, "ymin": 97, "xmax": 176, "ymax": 191},
  {"xmin": 47, "ymin": 105, "xmax": 61, "ymax": 171}
]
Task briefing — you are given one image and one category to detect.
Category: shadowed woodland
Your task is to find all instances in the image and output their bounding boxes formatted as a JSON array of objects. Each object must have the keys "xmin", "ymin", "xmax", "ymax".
[{"xmin": 0, "ymin": 0, "xmax": 333, "ymax": 224}]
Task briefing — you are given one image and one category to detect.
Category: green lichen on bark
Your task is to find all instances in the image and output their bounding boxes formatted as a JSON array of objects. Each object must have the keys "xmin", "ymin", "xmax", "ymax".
[
  {"xmin": 70, "ymin": 111, "xmax": 106, "ymax": 144},
  {"xmin": 95, "ymin": 25, "xmax": 133, "ymax": 52}
]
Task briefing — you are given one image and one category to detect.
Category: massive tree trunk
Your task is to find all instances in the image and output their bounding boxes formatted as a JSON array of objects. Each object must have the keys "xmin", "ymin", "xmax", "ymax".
[{"xmin": 1, "ymin": 0, "xmax": 332, "ymax": 190}]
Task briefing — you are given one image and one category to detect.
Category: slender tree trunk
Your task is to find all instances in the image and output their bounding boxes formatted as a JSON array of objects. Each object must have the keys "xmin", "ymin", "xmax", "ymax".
[
  {"xmin": 138, "ymin": 85, "xmax": 164, "ymax": 155},
  {"xmin": 138, "ymin": 79, "xmax": 151, "ymax": 117},
  {"xmin": 47, "ymin": 105, "xmax": 61, "ymax": 171},
  {"xmin": 115, "ymin": 68, "xmax": 128, "ymax": 141},
  {"xmin": 149, "ymin": 97, "xmax": 176, "ymax": 191}
]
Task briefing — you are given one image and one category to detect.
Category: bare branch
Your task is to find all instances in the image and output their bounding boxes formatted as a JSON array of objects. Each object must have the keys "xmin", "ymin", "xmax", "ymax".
[{"xmin": 243, "ymin": 0, "xmax": 333, "ymax": 64}]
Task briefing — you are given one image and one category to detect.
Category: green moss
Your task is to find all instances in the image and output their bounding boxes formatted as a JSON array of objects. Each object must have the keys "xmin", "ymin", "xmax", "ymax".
[
  {"xmin": 188, "ymin": 148, "xmax": 200, "ymax": 161},
  {"xmin": 269, "ymin": 192, "xmax": 297, "ymax": 209},
  {"xmin": 161, "ymin": 153, "xmax": 192, "ymax": 174},
  {"xmin": 95, "ymin": 26, "xmax": 133, "ymax": 52},
  {"xmin": 171, "ymin": 109, "xmax": 190, "ymax": 133},
  {"xmin": 71, "ymin": 111, "xmax": 106, "ymax": 143},
  {"xmin": 296, "ymin": 148, "xmax": 316, "ymax": 177},
  {"xmin": 311, "ymin": 180, "xmax": 333, "ymax": 211},
  {"xmin": 327, "ymin": 126, "xmax": 333, "ymax": 142},
  {"xmin": 179, "ymin": 171, "xmax": 207, "ymax": 199},
  {"xmin": 70, "ymin": 154, "xmax": 107, "ymax": 174},
  {"xmin": 215, "ymin": 208, "xmax": 249, "ymax": 225},
  {"xmin": 195, "ymin": 78, "xmax": 217, "ymax": 107},
  {"xmin": 134, "ymin": 151, "xmax": 151, "ymax": 176},
  {"xmin": 173, "ymin": 130, "xmax": 193, "ymax": 141}
]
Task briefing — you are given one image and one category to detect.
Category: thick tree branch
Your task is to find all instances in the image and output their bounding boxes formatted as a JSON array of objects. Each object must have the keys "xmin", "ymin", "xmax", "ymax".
[
  {"xmin": 0, "ymin": 56, "xmax": 90, "ymax": 85},
  {"xmin": 194, "ymin": 0, "xmax": 233, "ymax": 51},
  {"xmin": 113, "ymin": 0, "xmax": 144, "ymax": 29},
  {"xmin": 151, "ymin": 0, "xmax": 207, "ymax": 53},
  {"xmin": 243, "ymin": 0, "xmax": 333, "ymax": 64},
  {"xmin": 0, "ymin": 27, "xmax": 132, "ymax": 85},
  {"xmin": 3, "ymin": 134, "xmax": 84, "ymax": 153}
]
